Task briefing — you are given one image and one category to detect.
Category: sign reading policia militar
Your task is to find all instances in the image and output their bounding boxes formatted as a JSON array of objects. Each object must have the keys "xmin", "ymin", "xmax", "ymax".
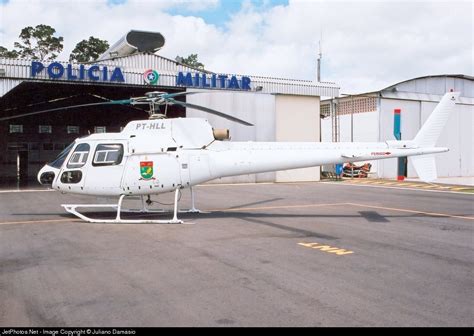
[{"xmin": 30, "ymin": 61, "xmax": 125, "ymax": 82}]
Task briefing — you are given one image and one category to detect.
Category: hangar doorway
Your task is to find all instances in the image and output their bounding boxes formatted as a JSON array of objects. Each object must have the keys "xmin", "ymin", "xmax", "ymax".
[{"xmin": 0, "ymin": 81, "xmax": 186, "ymax": 188}]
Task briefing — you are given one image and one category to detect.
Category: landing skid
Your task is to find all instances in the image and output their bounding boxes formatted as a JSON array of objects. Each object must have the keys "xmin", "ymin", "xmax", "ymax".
[
  {"xmin": 62, "ymin": 188, "xmax": 191, "ymax": 224},
  {"xmin": 179, "ymin": 186, "xmax": 201, "ymax": 213}
]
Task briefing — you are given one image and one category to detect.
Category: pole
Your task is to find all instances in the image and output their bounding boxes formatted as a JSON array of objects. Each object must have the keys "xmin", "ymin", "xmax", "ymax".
[
  {"xmin": 393, "ymin": 108, "xmax": 405, "ymax": 181},
  {"xmin": 351, "ymin": 95, "xmax": 354, "ymax": 142},
  {"xmin": 16, "ymin": 151, "xmax": 20, "ymax": 190}
]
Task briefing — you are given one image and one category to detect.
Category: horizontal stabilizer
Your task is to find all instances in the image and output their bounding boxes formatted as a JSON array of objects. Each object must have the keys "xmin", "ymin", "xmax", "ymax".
[{"xmin": 411, "ymin": 155, "xmax": 437, "ymax": 182}]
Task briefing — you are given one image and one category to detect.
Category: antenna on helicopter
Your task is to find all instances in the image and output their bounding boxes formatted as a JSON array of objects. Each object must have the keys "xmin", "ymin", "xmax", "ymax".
[{"xmin": 0, "ymin": 91, "xmax": 254, "ymax": 126}]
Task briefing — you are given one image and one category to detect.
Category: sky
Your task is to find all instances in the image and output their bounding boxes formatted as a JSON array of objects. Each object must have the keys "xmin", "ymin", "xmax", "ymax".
[{"xmin": 0, "ymin": 0, "xmax": 472, "ymax": 94}]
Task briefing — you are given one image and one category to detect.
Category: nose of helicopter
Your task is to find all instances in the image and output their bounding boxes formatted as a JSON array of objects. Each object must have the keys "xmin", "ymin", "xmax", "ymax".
[{"xmin": 37, "ymin": 164, "xmax": 59, "ymax": 185}]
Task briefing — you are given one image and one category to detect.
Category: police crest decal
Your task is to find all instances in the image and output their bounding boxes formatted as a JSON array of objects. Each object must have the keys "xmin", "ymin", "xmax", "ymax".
[{"xmin": 140, "ymin": 161, "xmax": 154, "ymax": 179}]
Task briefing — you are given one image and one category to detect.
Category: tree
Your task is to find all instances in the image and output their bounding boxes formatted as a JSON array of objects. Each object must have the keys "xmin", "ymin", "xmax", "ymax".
[
  {"xmin": 176, "ymin": 54, "xmax": 205, "ymax": 70},
  {"xmin": 69, "ymin": 36, "xmax": 110, "ymax": 63},
  {"xmin": 14, "ymin": 24, "xmax": 64, "ymax": 60},
  {"xmin": 0, "ymin": 46, "xmax": 19, "ymax": 58}
]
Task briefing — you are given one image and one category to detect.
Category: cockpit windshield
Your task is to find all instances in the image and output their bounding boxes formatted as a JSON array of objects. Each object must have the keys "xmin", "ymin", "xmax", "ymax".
[{"xmin": 48, "ymin": 142, "xmax": 75, "ymax": 169}]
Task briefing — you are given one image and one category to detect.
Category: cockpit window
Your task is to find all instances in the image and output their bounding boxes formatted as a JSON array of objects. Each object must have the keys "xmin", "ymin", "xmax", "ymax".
[
  {"xmin": 93, "ymin": 144, "xmax": 124, "ymax": 166},
  {"xmin": 49, "ymin": 142, "xmax": 75, "ymax": 169},
  {"xmin": 67, "ymin": 143, "xmax": 90, "ymax": 168}
]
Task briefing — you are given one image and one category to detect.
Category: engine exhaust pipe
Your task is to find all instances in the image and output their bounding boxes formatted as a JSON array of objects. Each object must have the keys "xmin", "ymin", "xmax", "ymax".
[{"xmin": 213, "ymin": 128, "xmax": 230, "ymax": 140}]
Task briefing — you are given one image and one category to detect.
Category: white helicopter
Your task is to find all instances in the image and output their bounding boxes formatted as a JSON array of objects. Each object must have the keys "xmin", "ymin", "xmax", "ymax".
[{"xmin": 1, "ymin": 91, "xmax": 460, "ymax": 224}]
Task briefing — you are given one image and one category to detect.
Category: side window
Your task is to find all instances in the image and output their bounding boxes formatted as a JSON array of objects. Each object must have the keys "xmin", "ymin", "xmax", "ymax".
[
  {"xmin": 67, "ymin": 143, "xmax": 90, "ymax": 168},
  {"xmin": 93, "ymin": 144, "xmax": 124, "ymax": 166}
]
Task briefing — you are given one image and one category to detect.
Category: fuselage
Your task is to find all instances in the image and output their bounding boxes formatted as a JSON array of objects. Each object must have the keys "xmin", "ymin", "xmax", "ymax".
[{"xmin": 38, "ymin": 118, "xmax": 447, "ymax": 196}]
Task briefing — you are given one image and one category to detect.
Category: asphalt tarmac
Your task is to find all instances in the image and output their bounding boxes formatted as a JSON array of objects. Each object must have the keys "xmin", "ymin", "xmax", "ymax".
[{"xmin": 0, "ymin": 182, "xmax": 472, "ymax": 327}]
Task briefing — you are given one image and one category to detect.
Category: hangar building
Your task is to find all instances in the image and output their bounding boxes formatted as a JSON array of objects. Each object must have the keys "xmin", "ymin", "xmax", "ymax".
[
  {"xmin": 0, "ymin": 30, "xmax": 339, "ymax": 187},
  {"xmin": 321, "ymin": 75, "xmax": 473, "ymax": 180}
]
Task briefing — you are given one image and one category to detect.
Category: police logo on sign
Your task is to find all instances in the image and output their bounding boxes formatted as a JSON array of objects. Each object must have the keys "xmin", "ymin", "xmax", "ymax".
[{"xmin": 144, "ymin": 69, "xmax": 160, "ymax": 85}]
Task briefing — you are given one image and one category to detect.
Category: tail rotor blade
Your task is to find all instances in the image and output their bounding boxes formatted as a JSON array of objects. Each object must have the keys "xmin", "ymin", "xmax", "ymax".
[{"xmin": 168, "ymin": 99, "xmax": 253, "ymax": 126}]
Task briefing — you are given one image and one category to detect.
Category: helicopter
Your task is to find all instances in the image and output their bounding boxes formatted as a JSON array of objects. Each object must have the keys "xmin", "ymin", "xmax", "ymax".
[{"xmin": 0, "ymin": 90, "xmax": 460, "ymax": 224}]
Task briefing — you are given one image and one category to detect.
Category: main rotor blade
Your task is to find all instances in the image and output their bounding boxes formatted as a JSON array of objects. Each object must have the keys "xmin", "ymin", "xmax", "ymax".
[
  {"xmin": 168, "ymin": 99, "xmax": 254, "ymax": 126},
  {"xmin": 162, "ymin": 91, "xmax": 200, "ymax": 99},
  {"xmin": 0, "ymin": 100, "xmax": 132, "ymax": 122}
]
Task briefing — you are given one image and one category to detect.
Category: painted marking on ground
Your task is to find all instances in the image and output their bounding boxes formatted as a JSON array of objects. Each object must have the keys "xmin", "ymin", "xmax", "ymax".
[
  {"xmin": 207, "ymin": 202, "xmax": 347, "ymax": 212},
  {"xmin": 298, "ymin": 242, "xmax": 354, "ymax": 255},
  {"xmin": 1, "ymin": 201, "xmax": 471, "ymax": 226},
  {"xmin": 0, "ymin": 218, "xmax": 81, "ymax": 225},
  {"xmin": 347, "ymin": 203, "xmax": 474, "ymax": 221},
  {"xmin": 342, "ymin": 179, "xmax": 472, "ymax": 192},
  {"xmin": 322, "ymin": 181, "xmax": 474, "ymax": 195},
  {"xmin": 209, "ymin": 202, "xmax": 473, "ymax": 221}
]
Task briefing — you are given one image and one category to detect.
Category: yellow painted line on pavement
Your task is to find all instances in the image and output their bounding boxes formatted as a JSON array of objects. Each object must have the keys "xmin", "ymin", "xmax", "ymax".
[
  {"xmin": 0, "ymin": 218, "xmax": 80, "ymax": 225},
  {"xmin": 208, "ymin": 201, "xmax": 474, "ymax": 221},
  {"xmin": 298, "ymin": 242, "xmax": 354, "ymax": 256},
  {"xmin": 347, "ymin": 203, "xmax": 474, "ymax": 221},
  {"xmin": 208, "ymin": 202, "xmax": 347, "ymax": 213}
]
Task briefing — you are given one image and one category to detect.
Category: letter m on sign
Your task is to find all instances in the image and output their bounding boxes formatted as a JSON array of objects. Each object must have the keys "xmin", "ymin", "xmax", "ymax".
[{"xmin": 177, "ymin": 72, "xmax": 193, "ymax": 86}]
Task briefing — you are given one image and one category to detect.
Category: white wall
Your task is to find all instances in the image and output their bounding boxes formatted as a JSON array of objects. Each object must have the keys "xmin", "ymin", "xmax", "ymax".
[
  {"xmin": 409, "ymin": 101, "xmax": 473, "ymax": 178},
  {"xmin": 321, "ymin": 111, "xmax": 379, "ymax": 175},
  {"xmin": 379, "ymin": 98, "xmax": 473, "ymax": 179},
  {"xmin": 275, "ymin": 94, "xmax": 320, "ymax": 182}
]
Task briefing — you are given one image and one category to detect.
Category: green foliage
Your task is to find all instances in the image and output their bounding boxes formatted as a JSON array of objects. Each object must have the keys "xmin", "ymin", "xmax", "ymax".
[
  {"xmin": 176, "ymin": 54, "xmax": 205, "ymax": 70},
  {"xmin": 69, "ymin": 36, "xmax": 110, "ymax": 63},
  {"xmin": 14, "ymin": 24, "xmax": 64, "ymax": 60},
  {"xmin": 0, "ymin": 46, "xmax": 19, "ymax": 58}
]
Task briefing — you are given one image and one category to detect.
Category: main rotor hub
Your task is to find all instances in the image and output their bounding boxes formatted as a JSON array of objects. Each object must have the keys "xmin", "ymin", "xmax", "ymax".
[{"xmin": 145, "ymin": 91, "xmax": 167, "ymax": 99}]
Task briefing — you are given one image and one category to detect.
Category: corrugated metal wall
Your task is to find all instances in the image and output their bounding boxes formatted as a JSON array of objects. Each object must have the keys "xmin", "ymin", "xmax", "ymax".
[{"xmin": 0, "ymin": 55, "xmax": 340, "ymax": 97}]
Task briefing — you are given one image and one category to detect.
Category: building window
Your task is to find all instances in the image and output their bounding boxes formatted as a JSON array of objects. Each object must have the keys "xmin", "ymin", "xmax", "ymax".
[
  {"xmin": 9, "ymin": 125, "xmax": 23, "ymax": 133},
  {"xmin": 39, "ymin": 125, "xmax": 52, "ymax": 134},
  {"xmin": 94, "ymin": 126, "xmax": 106, "ymax": 133},
  {"xmin": 67, "ymin": 126, "xmax": 80, "ymax": 134}
]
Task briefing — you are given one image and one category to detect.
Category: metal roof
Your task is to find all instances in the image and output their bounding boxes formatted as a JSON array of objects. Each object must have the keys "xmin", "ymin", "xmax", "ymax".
[
  {"xmin": 382, "ymin": 74, "xmax": 474, "ymax": 92},
  {"xmin": 322, "ymin": 74, "xmax": 473, "ymax": 104},
  {"xmin": 0, "ymin": 54, "xmax": 339, "ymax": 97}
]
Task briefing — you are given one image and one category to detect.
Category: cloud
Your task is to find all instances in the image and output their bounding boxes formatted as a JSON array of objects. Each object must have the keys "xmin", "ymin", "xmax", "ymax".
[{"xmin": 0, "ymin": 0, "xmax": 471, "ymax": 94}]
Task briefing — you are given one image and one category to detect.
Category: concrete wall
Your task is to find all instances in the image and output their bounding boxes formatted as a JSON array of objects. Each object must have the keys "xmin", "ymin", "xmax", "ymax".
[{"xmin": 275, "ymin": 94, "xmax": 320, "ymax": 182}]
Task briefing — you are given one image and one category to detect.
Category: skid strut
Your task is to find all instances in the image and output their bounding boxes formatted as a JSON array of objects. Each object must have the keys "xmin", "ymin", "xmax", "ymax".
[
  {"xmin": 180, "ymin": 186, "xmax": 201, "ymax": 213},
  {"xmin": 62, "ymin": 189, "xmax": 184, "ymax": 224}
]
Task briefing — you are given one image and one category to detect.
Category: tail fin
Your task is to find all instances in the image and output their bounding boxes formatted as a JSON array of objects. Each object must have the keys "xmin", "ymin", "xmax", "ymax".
[
  {"xmin": 413, "ymin": 92, "xmax": 460, "ymax": 147},
  {"xmin": 411, "ymin": 155, "xmax": 437, "ymax": 182}
]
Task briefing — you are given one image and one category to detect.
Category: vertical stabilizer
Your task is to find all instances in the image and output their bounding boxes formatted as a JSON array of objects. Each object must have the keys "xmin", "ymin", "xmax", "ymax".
[{"xmin": 413, "ymin": 92, "xmax": 460, "ymax": 147}]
